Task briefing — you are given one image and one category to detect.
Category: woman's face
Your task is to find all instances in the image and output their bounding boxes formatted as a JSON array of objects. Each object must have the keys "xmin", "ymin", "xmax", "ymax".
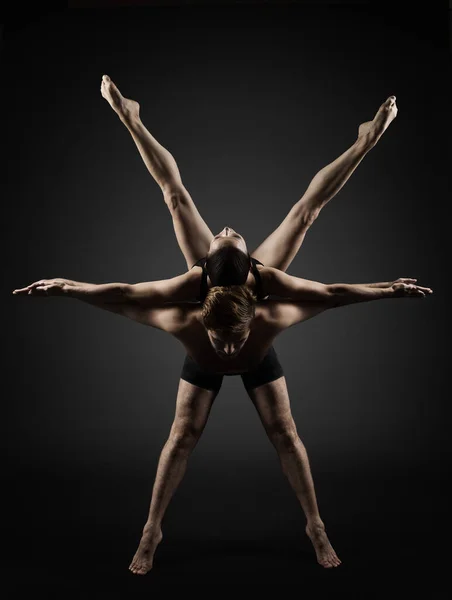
[
  {"xmin": 205, "ymin": 226, "xmax": 250, "ymax": 359},
  {"xmin": 208, "ymin": 227, "xmax": 248, "ymax": 255},
  {"xmin": 207, "ymin": 328, "xmax": 250, "ymax": 359}
]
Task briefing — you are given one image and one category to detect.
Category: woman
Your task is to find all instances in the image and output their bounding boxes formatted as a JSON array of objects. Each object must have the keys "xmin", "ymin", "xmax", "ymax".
[{"xmin": 14, "ymin": 79, "xmax": 417, "ymax": 575}]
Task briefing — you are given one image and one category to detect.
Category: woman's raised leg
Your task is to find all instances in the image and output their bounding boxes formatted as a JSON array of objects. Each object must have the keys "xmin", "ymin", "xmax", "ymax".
[
  {"xmin": 246, "ymin": 376, "xmax": 341, "ymax": 568},
  {"xmin": 129, "ymin": 379, "xmax": 219, "ymax": 575},
  {"xmin": 101, "ymin": 75, "xmax": 214, "ymax": 269},
  {"xmin": 251, "ymin": 96, "xmax": 398, "ymax": 272}
]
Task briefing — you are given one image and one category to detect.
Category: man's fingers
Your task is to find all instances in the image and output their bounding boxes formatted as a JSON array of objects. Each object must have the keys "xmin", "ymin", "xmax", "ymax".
[
  {"xmin": 415, "ymin": 286, "xmax": 432, "ymax": 294},
  {"xmin": 13, "ymin": 280, "xmax": 52, "ymax": 294},
  {"xmin": 13, "ymin": 282, "xmax": 40, "ymax": 293},
  {"xmin": 26, "ymin": 280, "xmax": 48, "ymax": 290},
  {"xmin": 26, "ymin": 286, "xmax": 49, "ymax": 295}
]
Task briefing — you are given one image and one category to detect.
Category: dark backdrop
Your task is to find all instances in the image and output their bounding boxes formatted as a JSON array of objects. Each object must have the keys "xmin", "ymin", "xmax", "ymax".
[{"xmin": 3, "ymin": 1, "xmax": 449, "ymax": 594}]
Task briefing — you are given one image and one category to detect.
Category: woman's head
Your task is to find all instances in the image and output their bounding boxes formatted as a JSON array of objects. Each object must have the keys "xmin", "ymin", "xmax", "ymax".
[
  {"xmin": 206, "ymin": 227, "xmax": 250, "ymax": 286},
  {"xmin": 202, "ymin": 285, "xmax": 256, "ymax": 358}
]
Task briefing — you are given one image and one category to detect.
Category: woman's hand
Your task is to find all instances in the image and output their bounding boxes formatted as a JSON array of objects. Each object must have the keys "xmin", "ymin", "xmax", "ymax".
[{"xmin": 12, "ymin": 278, "xmax": 74, "ymax": 296}]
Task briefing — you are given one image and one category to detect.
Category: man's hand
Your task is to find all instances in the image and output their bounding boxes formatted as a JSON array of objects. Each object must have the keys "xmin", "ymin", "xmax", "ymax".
[
  {"xmin": 12, "ymin": 278, "xmax": 74, "ymax": 296},
  {"xmin": 389, "ymin": 277, "xmax": 418, "ymax": 287},
  {"xmin": 391, "ymin": 281, "xmax": 433, "ymax": 298}
]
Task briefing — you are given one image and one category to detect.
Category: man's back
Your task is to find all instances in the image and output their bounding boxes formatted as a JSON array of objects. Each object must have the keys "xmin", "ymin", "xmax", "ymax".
[{"xmin": 141, "ymin": 299, "xmax": 325, "ymax": 375}]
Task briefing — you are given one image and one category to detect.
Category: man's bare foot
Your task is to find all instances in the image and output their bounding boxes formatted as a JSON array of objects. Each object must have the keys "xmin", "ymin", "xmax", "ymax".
[
  {"xmin": 100, "ymin": 75, "xmax": 140, "ymax": 123},
  {"xmin": 306, "ymin": 520, "xmax": 341, "ymax": 568},
  {"xmin": 129, "ymin": 524, "xmax": 163, "ymax": 576},
  {"xmin": 358, "ymin": 96, "xmax": 398, "ymax": 143}
]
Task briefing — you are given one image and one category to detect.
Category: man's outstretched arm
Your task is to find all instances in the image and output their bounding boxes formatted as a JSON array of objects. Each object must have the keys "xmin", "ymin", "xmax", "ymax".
[
  {"xmin": 267, "ymin": 279, "xmax": 433, "ymax": 331},
  {"xmin": 13, "ymin": 271, "xmax": 200, "ymax": 305},
  {"xmin": 264, "ymin": 268, "xmax": 429, "ymax": 302},
  {"xmin": 12, "ymin": 277, "xmax": 192, "ymax": 333}
]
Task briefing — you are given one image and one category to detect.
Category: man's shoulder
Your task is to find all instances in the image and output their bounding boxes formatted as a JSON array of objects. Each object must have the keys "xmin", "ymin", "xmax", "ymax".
[
  {"xmin": 255, "ymin": 298, "xmax": 306, "ymax": 330},
  {"xmin": 254, "ymin": 300, "xmax": 284, "ymax": 326},
  {"xmin": 171, "ymin": 302, "xmax": 202, "ymax": 331}
]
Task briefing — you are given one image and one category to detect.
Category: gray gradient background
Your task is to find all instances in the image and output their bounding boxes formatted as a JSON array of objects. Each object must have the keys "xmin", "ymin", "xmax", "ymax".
[{"xmin": 3, "ymin": 1, "xmax": 449, "ymax": 593}]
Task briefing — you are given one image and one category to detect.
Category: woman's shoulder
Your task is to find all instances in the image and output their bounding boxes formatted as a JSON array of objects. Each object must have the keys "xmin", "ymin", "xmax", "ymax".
[{"xmin": 252, "ymin": 264, "xmax": 273, "ymax": 294}]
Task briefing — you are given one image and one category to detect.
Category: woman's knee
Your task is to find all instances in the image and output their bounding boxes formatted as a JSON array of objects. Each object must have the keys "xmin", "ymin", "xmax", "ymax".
[
  {"xmin": 163, "ymin": 187, "xmax": 190, "ymax": 214},
  {"xmin": 292, "ymin": 204, "xmax": 320, "ymax": 229}
]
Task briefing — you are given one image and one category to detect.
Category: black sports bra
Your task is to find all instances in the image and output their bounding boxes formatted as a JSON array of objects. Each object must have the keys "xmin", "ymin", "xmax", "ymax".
[{"xmin": 192, "ymin": 256, "xmax": 265, "ymax": 302}]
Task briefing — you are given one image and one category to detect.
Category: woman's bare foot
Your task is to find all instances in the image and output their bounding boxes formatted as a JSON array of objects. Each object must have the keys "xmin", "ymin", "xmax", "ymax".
[
  {"xmin": 358, "ymin": 95, "xmax": 398, "ymax": 143},
  {"xmin": 305, "ymin": 520, "xmax": 341, "ymax": 568},
  {"xmin": 100, "ymin": 75, "xmax": 140, "ymax": 123},
  {"xmin": 129, "ymin": 524, "xmax": 163, "ymax": 576}
]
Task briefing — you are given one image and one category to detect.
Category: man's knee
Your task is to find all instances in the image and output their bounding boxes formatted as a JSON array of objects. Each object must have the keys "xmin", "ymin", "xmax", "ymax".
[
  {"xmin": 169, "ymin": 423, "xmax": 203, "ymax": 451},
  {"xmin": 267, "ymin": 419, "xmax": 299, "ymax": 452}
]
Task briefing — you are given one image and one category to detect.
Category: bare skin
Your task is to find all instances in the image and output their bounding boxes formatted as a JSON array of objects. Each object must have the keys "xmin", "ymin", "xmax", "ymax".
[
  {"xmin": 13, "ymin": 277, "xmax": 430, "ymax": 576},
  {"xmin": 117, "ymin": 86, "xmax": 399, "ymax": 570},
  {"xmin": 248, "ymin": 376, "xmax": 341, "ymax": 568},
  {"xmin": 14, "ymin": 83, "xmax": 412, "ymax": 574},
  {"xmin": 102, "ymin": 81, "xmax": 400, "ymax": 573},
  {"xmin": 100, "ymin": 75, "xmax": 398, "ymax": 273},
  {"xmin": 129, "ymin": 380, "xmax": 217, "ymax": 574}
]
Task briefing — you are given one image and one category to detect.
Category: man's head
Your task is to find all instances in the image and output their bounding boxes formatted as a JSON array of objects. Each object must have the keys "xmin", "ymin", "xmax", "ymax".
[
  {"xmin": 202, "ymin": 285, "xmax": 256, "ymax": 358},
  {"xmin": 206, "ymin": 227, "xmax": 250, "ymax": 286}
]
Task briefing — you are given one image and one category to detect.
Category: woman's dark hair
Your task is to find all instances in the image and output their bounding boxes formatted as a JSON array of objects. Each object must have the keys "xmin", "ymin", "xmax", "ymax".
[{"xmin": 205, "ymin": 246, "xmax": 251, "ymax": 286}]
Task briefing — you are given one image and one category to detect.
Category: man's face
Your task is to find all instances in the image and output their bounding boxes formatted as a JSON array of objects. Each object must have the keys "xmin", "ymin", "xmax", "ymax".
[{"xmin": 207, "ymin": 328, "xmax": 250, "ymax": 359}]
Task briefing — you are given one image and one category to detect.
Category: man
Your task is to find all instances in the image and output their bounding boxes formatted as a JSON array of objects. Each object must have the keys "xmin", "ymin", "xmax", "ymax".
[{"xmin": 14, "ymin": 80, "xmax": 429, "ymax": 574}]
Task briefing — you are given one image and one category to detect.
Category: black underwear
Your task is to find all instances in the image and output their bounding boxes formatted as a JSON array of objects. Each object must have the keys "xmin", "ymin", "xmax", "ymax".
[{"xmin": 180, "ymin": 346, "xmax": 284, "ymax": 393}]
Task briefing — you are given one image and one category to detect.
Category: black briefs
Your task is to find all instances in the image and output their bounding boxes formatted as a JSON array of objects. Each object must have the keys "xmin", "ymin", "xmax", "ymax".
[{"xmin": 180, "ymin": 346, "xmax": 284, "ymax": 393}]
